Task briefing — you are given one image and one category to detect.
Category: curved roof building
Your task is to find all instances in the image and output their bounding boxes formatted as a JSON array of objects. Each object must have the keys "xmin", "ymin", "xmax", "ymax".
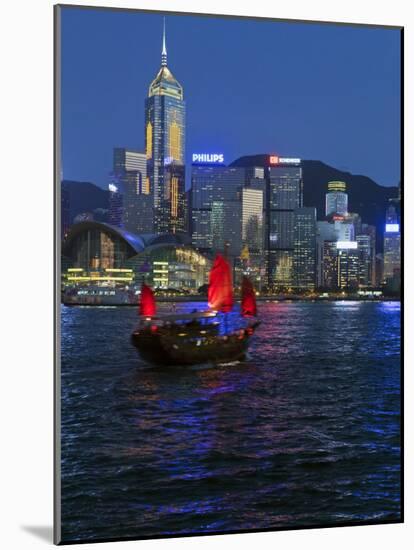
[
  {"xmin": 62, "ymin": 221, "xmax": 209, "ymax": 291},
  {"xmin": 62, "ymin": 221, "xmax": 190, "ymax": 261}
]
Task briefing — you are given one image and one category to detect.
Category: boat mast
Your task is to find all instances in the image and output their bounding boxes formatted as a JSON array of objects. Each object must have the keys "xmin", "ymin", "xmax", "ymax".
[{"xmin": 223, "ymin": 241, "xmax": 231, "ymax": 334}]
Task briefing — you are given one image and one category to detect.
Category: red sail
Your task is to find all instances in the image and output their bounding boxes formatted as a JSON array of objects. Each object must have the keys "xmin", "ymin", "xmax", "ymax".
[
  {"xmin": 139, "ymin": 283, "xmax": 156, "ymax": 316},
  {"xmin": 241, "ymin": 276, "xmax": 257, "ymax": 317},
  {"xmin": 208, "ymin": 254, "xmax": 234, "ymax": 313}
]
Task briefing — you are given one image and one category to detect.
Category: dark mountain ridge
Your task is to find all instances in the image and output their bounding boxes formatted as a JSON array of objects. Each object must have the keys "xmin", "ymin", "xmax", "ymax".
[{"xmin": 62, "ymin": 180, "xmax": 109, "ymax": 224}]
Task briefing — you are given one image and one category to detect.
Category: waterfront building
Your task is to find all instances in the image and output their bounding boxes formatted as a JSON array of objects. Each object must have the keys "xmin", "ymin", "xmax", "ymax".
[
  {"xmin": 145, "ymin": 20, "xmax": 186, "ymax": 234},
  {"xmin": 190, "ymin": 207, "xmax": 210, "ymax": 251},
  {"xmin": 293, "ymin": 207, "xmax": 317, "ymax": 290},
  {"xmin": 190, "ymin": 164, "xmax": 246, "ymax": 257},
  {"xmin": 325, "ymin": 181, "xmax": 348, "ymax": 217},
  {"xmin": 323, "ymin": 241, "xmax": 339, "ymax": 289},
  {"xmin": 317, "ymin": 219, "xmax": 376, "ymax": 291},
  {"xmin": 316, "ymin": 222, "xmax": 336, "ymax": 289},
  {"xmin": 361, "ymin": 223, "xmax": 376, "ymax": 287},
  {"xmin": 61, "ymin": 221, "xmax": 210, "ymax": 293},
  {"xmin": 268, "ymin": 163, "xmax": 302, "ymax": 288},
  {"xmin": 336, "ymin": 242, "xmax": 359, "ymax": 289},
  {"xmin": 113, "ymin": 148, "xmax": 147, "ymax": 184},
  {"xmin": 112, "ymin": 148, "xmax": 153, "ymax": 234},
  {"xmin": 210, "ymin": 201, "xmax": 226, "ymax": 251},
  {"xmin": 375, "ymin": 253, "xmax": 384, "ymax": 287},
  {"xmin": 108, "ymin": 180, "xmax": 124, "ymax": 228},
  {"xmin": 227, "ymin": 155, "xmax": 303, "ymax": 289},
  {"xmin": 241, "ymin": 187, "xmax": 264, "ymax": 286},
  {"xmin": 190, "ymin": 161, "xmax": 267, "ymax": 286},
  {"xmin": 356, "ymin": 234, "xmax": 372, "ymax": 288},
  {"xmin": 383, "ymin": 204, "xmax": 401, "ymax": 282},
  {"xmin": 242, "ymin": 187, "xmax": 264, "ymax": 256},
  {"xmin": 149, "ymin": 246, "xmax": 209, "ymax": 291}
]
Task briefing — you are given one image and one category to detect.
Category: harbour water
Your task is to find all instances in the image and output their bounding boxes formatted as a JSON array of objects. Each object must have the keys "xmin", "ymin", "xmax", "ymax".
[{"xmin": 60, "ymin": 301, "xmax": 401, "ymax": 542}]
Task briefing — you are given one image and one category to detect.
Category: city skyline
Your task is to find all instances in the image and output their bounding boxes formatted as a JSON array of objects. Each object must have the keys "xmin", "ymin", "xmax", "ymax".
[
  {"xmin": 61, "ymin": 7, "xmax": 401, "ymax": 190},
  {"xmin": 60, "ymin": 6, "xmax": 401, "ymax": 295},
  {"xmin": 57, "ymin": 8, "xmax": 402, "ymax": 543}
]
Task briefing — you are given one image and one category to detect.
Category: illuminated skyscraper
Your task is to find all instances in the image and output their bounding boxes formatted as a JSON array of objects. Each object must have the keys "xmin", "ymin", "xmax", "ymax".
[
  {"xmin": 383, "ymin": 204, "xmax": 401, "ymax": 281},
  {"xmin": 108, "ymin": 180, "xmax": 123, "ymax": 228},
  {"xmin": 242, "ymin": 188, "xmax": 264, "ymax": 256},
  {"xmin": 293, "ymin": 207, "xmax": 316, "ymax": 290},
  {"xmin": 113, "ymin": 148, "xmax": 146, "ymax": 183},
  {"xmin": 113, "ymin": 148, "xmax": 152, "ymax": 234},
  {"xmin": 322, "ymin": 241, "xmax": 339, "ymax": 289},
  {"xmin": 325, "ymin": 181, "xmax": 348, "ymax": 217},
  {"xmin": 361, "ymin": 223, "xmax": 376, "ymax": 287},
  {"xmin": 190, "ymin": 164, "xmax": 245, "ymax": 257},
  {"xmin": 145, "ymin": 20, "xmax": 186, "ymax": 234},
  {"xmin": 211, "ymin": 201, "xmax": 226, "ymax": 251},
  {"xmin": 267, "ymin": 163, "xmax": 302, "ymax": 288},
  {"xmin": 337, "ymin": 246, "xmax": 360, "ymax": 289},
  {"xmin": 229, "ymin": 155, "xmax": 302, "ymax": 288},
  {"xmin": 356, "ymin": 234, "xmax": 372, "ymax": 288}
]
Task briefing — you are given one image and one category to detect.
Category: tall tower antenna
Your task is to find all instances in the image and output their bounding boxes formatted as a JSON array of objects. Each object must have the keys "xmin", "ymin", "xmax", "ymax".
[{"xmin": 161, "ymin": 17, "xmax": 167, "ymax": 66}]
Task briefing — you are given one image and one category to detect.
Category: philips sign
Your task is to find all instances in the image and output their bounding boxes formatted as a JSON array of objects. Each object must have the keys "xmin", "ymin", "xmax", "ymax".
[{"xmin": 192, "ymin": 153, "xmax": 224, "ymax": 164}]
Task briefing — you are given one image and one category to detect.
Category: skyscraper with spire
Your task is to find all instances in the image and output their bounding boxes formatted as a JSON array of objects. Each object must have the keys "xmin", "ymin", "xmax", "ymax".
[{"xmin": 145, "ymin": 19, "xmax": 187, "ymax": 234}]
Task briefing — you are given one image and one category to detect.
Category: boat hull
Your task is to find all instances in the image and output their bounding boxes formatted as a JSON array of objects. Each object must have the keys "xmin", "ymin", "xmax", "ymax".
[{"xmin": 131, "ymin": 325, "xmax": 259, "ymax": 366}]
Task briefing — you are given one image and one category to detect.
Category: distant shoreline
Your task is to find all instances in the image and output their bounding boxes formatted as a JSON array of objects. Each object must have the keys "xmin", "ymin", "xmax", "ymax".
[{"xmin": 61, "ymin": 295, "xmax": 400, "ymax": 306}]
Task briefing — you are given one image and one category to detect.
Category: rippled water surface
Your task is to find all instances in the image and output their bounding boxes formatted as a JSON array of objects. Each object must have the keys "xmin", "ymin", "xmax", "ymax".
[{"xmin": 60, "ymin": 301, "xmax": 401, "ymax": 542}]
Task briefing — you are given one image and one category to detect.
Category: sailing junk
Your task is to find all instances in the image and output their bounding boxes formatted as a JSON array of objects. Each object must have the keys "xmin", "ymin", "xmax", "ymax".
[
  {"xmin": 139, "ymin": 283, "xmax": 156, "ymax": 317},
  {"xmin": 208, "ymin": 254, "xmax": 234, "ymax": 313},
  {"xmin": 241, "ymin": 276, "xmax": 257, "ymax": 317},
  {"xmin": 131, "ymin": 257, "xmax": 260, "ymax": 365}
]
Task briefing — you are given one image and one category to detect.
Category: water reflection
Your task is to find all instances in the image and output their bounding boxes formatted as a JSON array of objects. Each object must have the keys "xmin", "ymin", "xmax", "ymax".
[{"xmin": 60, "ymin": 301, "xmax": 401, "ymax": 541}]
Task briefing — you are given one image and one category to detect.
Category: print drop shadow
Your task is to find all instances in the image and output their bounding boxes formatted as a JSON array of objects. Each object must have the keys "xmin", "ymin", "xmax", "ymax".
[{"xmin": 21, "ymin": 525, "xmax": 53, "ymax": 543}]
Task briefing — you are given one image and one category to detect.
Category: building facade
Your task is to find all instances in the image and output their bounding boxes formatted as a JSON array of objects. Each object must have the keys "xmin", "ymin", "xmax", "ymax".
[
  {"xmin": 242, "ymin": 187, "xmax": 264, "ymax": 256},
  {"xmin": 108, "ymin": 180, "xmax": 124, "ymax": 228},
  {"xmin": 383, "ymin": 204, "xmax": 401, "ymax": 282},
  {"xmin": 61, "ymin": 221, "xmax": 209, "ymax": 293},
  {"xmin": 112, "ymin": 148, "xmax": 153, "ymax": 234},
  {"xmin": 267, "ymin": 163, "xmax": 302, "ymax": 288},
  {"xmin": 336, "ymin": 244, "xmax": 360, "ymax": 289},
  {"xmin": 145, "ymin": 22, "xmax": 186, "ymax": 234},
  {"xmin": 190, "ymin": 164, "xmax": 246, "ymax": 258},
  {"xmin": 293, "ymin": 207, "xmax": 317, "ymax": 290},
  {"xmin": 227, "ymin": 155, "xmax": 303, "ymax": 289},
  {"xmin": 361, "ymin": 223, "xmax": 376, "ymax": 287},
  {"xmin": 356, "ymin": 234, "xmax": 372, "ymax": 288},
  {"xmin": 325, "ymin": 181, "xmax": 348, "ymax": 217}
]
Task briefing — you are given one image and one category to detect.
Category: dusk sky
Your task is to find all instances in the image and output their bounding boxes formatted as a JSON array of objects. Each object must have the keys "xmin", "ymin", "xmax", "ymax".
[{"xmin": 60, "ymin": 6, "xmax": 401, "ymax": 189}]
